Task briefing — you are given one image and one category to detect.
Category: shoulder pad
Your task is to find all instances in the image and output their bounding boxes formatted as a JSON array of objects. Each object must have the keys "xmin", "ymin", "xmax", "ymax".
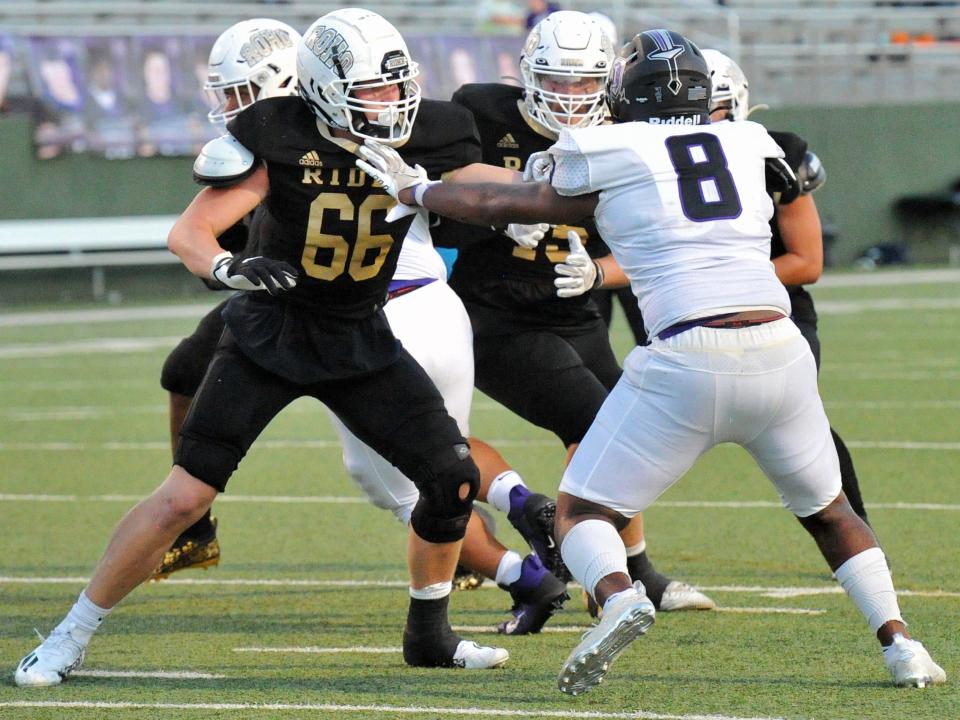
[
  {"xmin": 798, "ymin": 151, "xmax": 827, "ymax": 194},
  {"xmin": 193, "ymin": 134, "xmax": 258, "ymax": 188}
]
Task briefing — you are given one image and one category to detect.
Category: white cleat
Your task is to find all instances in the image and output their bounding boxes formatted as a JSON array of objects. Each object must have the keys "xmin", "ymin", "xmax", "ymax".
[
  {"xmin": 452, "ymin": 640, "xmax": 509, "ymax": 669},
  {"xmin": 558, "ymin": 585, "xmax": 655, "ymax": 696},
  {"xmin": 14, "ymin": 626, "xmax": 86, "ymax": 687},
  {"xmin": 884, "ymin": 634, "xmax": 946, "ymax": 688},
  {"xmin": 658, "ymin": 581, "xmax": 716, "ymax": 612}
]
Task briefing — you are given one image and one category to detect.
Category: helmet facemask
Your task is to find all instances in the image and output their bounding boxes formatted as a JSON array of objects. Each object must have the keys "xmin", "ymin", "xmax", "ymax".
[
  {"xmin": 522, "ymin": 65, "xmax": 608, "ymax": 133},
  {"xmin": 204, "ymin": 19, "xmax": 300, "ymax": 126},
  {"xmin": 520, "ymin": 11, "xmax": 614, "ymax": 134},
  {"xmin": 323, "ymin": 55, "xmax": 421, "ymax": 143},
  {"xmin": 702, "ymin": 49, "xmax": 751, "ymax": 122},
  {"xmin": 298, "ymin": 11, "xmax": 422, "ymax": 146}
]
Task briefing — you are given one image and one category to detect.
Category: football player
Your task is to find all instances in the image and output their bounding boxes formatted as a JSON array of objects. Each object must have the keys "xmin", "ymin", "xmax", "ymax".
[
  {"xmin": 702, "ymin": 48, "xmax": 871, "ymax": 526},
  {"xmin": 15, "ymin": 9, "xmax": 512, "ymax": 687},
  {"xmin": 435, "ymin": 11, "xmax": 714, "ymax": 613},
  {"xmin": 157, "ymin": 17, "xmax": 301, "ymax": 579},
  {"xmin": 356, "ymin": 29, "xmax": 945, "ymax": 693},
  {"xmin": 155, "ymin": 17, "xmax": 568, "ymax": 636}
]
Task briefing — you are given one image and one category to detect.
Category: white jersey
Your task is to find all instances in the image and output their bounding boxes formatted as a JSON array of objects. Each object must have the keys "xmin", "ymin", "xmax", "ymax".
[
  {"xmin": 394, "ymin": 209, "xmax": 448, "ymax": 282},
  {"xmin": 550, "ymin": 119, "xmax": 791, "ymax": 338}
]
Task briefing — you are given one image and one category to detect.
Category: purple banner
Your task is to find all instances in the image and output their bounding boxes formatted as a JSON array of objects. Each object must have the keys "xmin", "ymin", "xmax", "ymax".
[{"xmin": 1, "ymin": 32, "xmax": 523, "ymax": 159}]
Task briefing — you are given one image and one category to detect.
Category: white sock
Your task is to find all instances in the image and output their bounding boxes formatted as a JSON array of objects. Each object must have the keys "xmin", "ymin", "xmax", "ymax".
[
  {"xmin": 834, "ymin": 547, "xmax": 903, "ymax": 633},
  {"xmin": 602, "ymin": 585, "xmax": 642, "ymax": 615},
  {"xmin": 624, "ymin": 539, "xmax": 646, "ymax": 557},
  {"xmin": 494, "ymin": 551, "xmax": 523, "ymax": 587},
  {"xmin": 560, "ymin": 519, "xmax": 628, "ymax": 600},
  {"xmin": 54, "ymin": 591, "xmax": 112, "ymax": 645},
  {"xmin": 409, "ymin": 582, "xmax": 452, "ymax": 600},
  {"xmin": 487, "ymin": 471, "xmax": 525, "ymax": 514}
]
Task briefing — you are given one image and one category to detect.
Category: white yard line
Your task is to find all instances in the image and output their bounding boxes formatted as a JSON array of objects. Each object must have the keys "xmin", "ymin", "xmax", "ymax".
[
  {"xmin": 72, "ymin": 669, "xmax": 227, "ymax": 679},
  {"xmin": 1, "ymin": 575, "xmax": 956, "ymax": 599},
  {"xmin": 2, "ymin": 439, "xmax": 959, "ymax": 453},
  {"xmin": 815, "ymin": 268, "xmax": 960, "ymax": 288},
  {"xmin": 2, "ymin": 494, "xmax": 958, "ymax": 511},
  {"xmin": 0, "ymin": 701, "xmax": 783, "ymax": 720},
  {"xmin": 0, "ymin": 304, "xmax": 217, "ymax": 328},
  {"xmin": 815, "ymin": 297, "xmax": 960, "ymax": 314},
  {"xmin": 234, "ymin": 646, "xmax": 401, "ymax": 654},
  {"xmin": 0, "ymin": 337, "xmax": 183, "ymax": 359}
]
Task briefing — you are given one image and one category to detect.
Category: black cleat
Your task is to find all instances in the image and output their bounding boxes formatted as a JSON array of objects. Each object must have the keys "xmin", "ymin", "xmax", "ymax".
[
  {"xmin": 497, "ymin": 558, "xmax": 569, "ymax": 635},
  {"xmin": 509, "ymin": 493, "xmax": 570, "ymax": 582}
]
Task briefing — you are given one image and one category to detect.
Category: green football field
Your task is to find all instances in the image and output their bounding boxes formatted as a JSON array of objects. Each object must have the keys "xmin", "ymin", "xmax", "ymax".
[{"xmin": 1, "ymin": 269, "xmax": 958, "ymax": 720}]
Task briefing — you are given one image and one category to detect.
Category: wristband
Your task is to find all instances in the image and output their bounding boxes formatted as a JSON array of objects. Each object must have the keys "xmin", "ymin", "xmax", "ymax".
[
  {"xmin": 412, "ymin": 180, "xmax": 440, "ymax": 207},
  {"xmin": 592, "ymin": 260, "xmax": 605, "ymax": 290},
  {"xmin": 210, "ymin": 251, "xmax": 234, "ymax": 279}
]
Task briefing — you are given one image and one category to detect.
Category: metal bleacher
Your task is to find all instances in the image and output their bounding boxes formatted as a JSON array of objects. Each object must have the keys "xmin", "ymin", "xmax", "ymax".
[{"xmin": 2, "ymin": 0, "xmax": 958, "ymax": 107}]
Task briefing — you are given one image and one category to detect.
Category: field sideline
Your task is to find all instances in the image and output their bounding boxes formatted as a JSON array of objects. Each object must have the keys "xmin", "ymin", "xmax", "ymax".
[{"xmin": 1, "ymin": 269, "xmax": 958, "ymax": 719}]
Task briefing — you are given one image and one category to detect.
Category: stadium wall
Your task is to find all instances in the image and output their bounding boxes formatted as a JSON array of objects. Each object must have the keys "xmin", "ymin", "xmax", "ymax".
[{"xmin": 4, "ymin": 104, "xmax": 960, "ymax": 265}]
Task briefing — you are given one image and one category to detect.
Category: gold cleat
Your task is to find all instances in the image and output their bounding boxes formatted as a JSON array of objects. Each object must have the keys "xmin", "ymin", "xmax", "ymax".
[
  {"xmin": 151, "ymin": 517, "xmax": 220, "ymax": 581},
  {"xmin": 453, "ymin": 564, "xmax": 485, "ymax": 591}
]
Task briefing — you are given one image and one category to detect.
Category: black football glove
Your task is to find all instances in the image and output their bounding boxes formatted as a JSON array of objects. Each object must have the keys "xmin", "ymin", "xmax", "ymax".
[{"xmin": 210, "ymin": 252, "xmax": 298, "ymax": 296}]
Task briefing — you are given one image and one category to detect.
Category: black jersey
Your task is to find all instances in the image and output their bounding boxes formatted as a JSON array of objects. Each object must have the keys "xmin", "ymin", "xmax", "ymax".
[
  {"xmin": 769, "ymin": 130, "xmax": 816, "ymax": 325},
  {"xmin": 441, "ymin": 83, "xmax": 607, "ymax": 330},
  {"xmin": 228, "ymin": 96, "xmax": 479, "ymax": 317},
  {"xmin": 220, "ymin": 97, "xmax": 480, "ymax": 383}
]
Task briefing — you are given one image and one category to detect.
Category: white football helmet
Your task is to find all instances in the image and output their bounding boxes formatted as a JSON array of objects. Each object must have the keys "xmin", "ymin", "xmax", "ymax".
[
  {"xmin": 205, "ymin": 18, "xmax": 301, "ymax": 125},
  {"xmin": 520, "ymin": 11, "xmax": 615, "ymax": 133},
  {"xmin": 298, "ymin": 9, "xmax": 421, "ymax": 144},
  {"xmin": 702, "ymin": 48, "xmax": 751, "ymax": 121}
]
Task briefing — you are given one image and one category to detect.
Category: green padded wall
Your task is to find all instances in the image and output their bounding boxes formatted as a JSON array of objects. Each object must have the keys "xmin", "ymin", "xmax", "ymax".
[{"xmin": 3, "ymin": 105, "xmax": 959, "ymax": 264}]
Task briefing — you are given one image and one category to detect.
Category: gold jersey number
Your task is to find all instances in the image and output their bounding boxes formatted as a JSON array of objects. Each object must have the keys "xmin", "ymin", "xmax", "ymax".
[
  {"xmin": 511, "ymin": 224, "xmax": 588, "ymax": 263},
  {"xmin": 302, "ymin": 194, "xmax": 395, "ymax": 281}
]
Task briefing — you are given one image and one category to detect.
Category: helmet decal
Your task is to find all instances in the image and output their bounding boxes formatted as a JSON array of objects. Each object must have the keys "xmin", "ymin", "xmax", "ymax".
[{"xmin": 643, "ymin": 29, "xmax": 685, "ymax": 96}]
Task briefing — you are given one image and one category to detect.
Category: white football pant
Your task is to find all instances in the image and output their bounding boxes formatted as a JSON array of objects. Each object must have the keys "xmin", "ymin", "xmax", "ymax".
[
  {"xmin": 327, "ymin": 280, "xmax": 474, "ymax": 524},
  {"xmin": 560, "ymin": 318, "xmax": 842, "ymax": 518}
]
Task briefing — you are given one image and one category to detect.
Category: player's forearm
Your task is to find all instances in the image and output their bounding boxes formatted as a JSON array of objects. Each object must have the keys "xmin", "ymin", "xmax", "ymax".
[
  {"xmin": 595, "ymin": 255, "xmax": 629, "ymax": 289},
  {"xmin": 399, "ymin": 181, "xmax": 590, "ymax": 227},
  {"xmin": 168, "ymin": 217, "xmax": 228, "ymax": 279},
  {"xmin": 774, "ymin": 194, "xmax": 823, "ymax": 285},
  {"xmin": 773, "ymin": 252, "xmax": 822, "ymax": 286},
  {"xmin": 442, "ymin": 163, "xmax": 522, "ymax": 185}
]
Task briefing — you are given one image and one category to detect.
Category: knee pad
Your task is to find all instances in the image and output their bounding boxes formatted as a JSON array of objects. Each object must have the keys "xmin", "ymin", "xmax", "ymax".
[
  {"xmin": 409, "ymin": 442, "xmax": 479, "ymax": 543},
  {"xmin": 174, "ymin": 433, "xmax": 240, "ymax": 493},
  {"xmin": 161, "ymin": 339, "xmax": 212, "ymax": 396}
]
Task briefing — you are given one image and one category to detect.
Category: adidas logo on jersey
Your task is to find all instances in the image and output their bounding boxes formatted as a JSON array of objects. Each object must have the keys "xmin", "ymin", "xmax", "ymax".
[
  {"xmin": 299, "ymin": 150, "xmax": 322, "ymax": 167},
  {"xmin": 496, "ymin": 133, "xmax": 519, "ymax": 149}
]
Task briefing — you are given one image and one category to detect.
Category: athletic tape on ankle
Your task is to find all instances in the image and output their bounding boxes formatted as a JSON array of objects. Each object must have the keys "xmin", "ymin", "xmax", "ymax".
[
  {"xmin": 560, "ymin": 519, "xmax": 628, "ymax": 599},
  {"xmin": 409, "ymin": 581, "xmax": 452, "ymax": 600},
  {"xmin": 834, "ymin": 547, "xmax": 902, "ymax": 633}
]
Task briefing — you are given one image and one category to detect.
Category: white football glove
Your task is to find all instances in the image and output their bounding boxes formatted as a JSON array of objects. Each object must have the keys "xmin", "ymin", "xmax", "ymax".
[
  {"xmin": 522, "ymin": 151, "xmax": 554, "ymax": 184},
  {"xmin": 355, "ymin": 139, "xmax": 429, "ymax": 201},
  {"xmin": 553, "ymin": 232, "xmax": 602, "ymax": 298},
  {"xmin": 210, "ymin": 251, "xmax": 297, "ymax": 296},
  {"xmin": 504, "ymin": 222, "xmax": 550, "ymax": 250}
]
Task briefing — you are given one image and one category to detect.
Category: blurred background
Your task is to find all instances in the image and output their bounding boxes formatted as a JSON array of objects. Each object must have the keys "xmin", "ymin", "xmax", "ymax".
[{"xmin": 1, "ymin": 0, "xmax": 959, "ymax": 305}]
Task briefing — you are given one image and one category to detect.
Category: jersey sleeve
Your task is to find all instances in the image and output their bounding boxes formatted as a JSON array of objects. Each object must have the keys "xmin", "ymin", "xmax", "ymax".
[
  {"xmin": 550, "ymin": 126, "xmax": 641, "ymax": 196},
  {"xmin": 549, "ymin": 129, "xmax": 595, "ymax": 196},
  {"xmin": 768, "ymin": 130, "xmax": 808, "ymax": 174},
  {"xmin": 225, "ymin": 102, "xmax": 269, "ymax": 159},
  {"xmin": 406, "ymin": 101, "xmax": 482, "ymax": 178}
]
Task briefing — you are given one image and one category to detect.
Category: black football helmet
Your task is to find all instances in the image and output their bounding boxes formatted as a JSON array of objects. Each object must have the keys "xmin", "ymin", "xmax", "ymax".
[{"xmin": 606, "ymin": 29, "xmax": 711, "ymax": 125}]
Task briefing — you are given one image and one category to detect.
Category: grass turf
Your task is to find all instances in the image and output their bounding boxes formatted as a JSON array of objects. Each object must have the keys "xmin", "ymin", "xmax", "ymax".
[{"xmin": 1, "ymin": 271, "xmax": 958, "ymax": 719}]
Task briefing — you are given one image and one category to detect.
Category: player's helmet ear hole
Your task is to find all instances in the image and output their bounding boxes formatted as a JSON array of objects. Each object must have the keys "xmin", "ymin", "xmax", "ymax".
[{"xmin": 458, "ymin": 483, "xmax": 471, "ymax": 501}]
